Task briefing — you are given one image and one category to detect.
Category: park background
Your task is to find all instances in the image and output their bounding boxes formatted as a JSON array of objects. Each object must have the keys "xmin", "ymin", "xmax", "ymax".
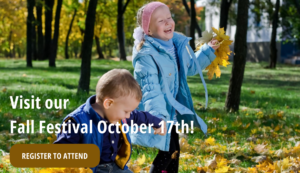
[{"xmin": 0, "ymin": 0, "xmax": 300, "ymax": 172}]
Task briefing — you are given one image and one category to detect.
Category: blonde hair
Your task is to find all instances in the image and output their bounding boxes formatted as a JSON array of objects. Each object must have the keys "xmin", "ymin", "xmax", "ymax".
[
  {"xmin": 136, "ymin": 4, "xmax": 147, "ymax": 51},
  {"xmin": 96, "ymin": 69, "xmax": 142, "ymax": 102}
]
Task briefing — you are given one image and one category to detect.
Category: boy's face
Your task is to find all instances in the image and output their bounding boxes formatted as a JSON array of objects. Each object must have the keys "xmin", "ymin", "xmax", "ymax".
[
  {"xmin": 148, "ymin": 5, "xmax": 175, "ymax": 41},
  {"xmin": 103, "ymin": 95, "xmax": 140, "ymax": 124}
]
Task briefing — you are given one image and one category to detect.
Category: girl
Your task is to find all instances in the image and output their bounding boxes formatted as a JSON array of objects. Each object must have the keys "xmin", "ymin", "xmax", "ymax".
[{"xmin": 130, "ymin": 1, "xmax": 219, "ymax": 172}]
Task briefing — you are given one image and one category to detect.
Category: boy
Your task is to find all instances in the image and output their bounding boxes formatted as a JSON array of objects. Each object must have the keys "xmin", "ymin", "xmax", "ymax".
[{"xmin": 54, "ymin": 69, "xmax": 166, "ymax": 173}]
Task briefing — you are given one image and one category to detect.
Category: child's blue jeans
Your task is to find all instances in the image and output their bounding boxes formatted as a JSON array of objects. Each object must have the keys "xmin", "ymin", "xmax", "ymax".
[{"xmin": 96, "ymin": 162, "xmax": 133, "ymax": 173}]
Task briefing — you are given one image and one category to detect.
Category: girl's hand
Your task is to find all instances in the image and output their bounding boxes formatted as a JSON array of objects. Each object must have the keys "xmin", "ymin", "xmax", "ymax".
[
  {"xmin": 208, "ymin": 38, "xmax": 220, "ymax": 50},
  {"xmin": 153, "ymin": 121, "xmax": 167, "ymax": 136}
]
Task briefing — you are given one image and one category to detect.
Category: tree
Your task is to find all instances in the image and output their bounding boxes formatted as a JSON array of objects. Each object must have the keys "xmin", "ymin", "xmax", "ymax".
[
  {"xmin": 36, "ymin": 0, "xmax": 44, "ymax": 60},
  {"xmin": 49, "ymin": 0, "xmax": 63, "ymax": 67},
  {"xmin": 182, "ymin": 0, "xmax": 202, "ymax": 37},
  {"xmin": 280, "ymin": 0, "xmax": 300, "ymax": 47},
  {"xmin": 95, "ymin": 35, "xmax": 105, "ymax": 59},
  {"xmin": 65, "ymin": 9, "xmax": 77, "ymax": 59},
  {"xmin": 0, "ymin": 0, "xmax": 27, "ymax": 59},
  {"xmin": 189, "ymin": 0, "xmax": 196, "ymax": 50},
  {"xmin": 26, "ymin": 0, "xmax": 34, "ymax": 67},
  {"xmin": 117, "ymin": 0, "xmax": 130, "ymax": 61},
  {"xmin": 61, "ymin": 0, "xmax": 83, "ymax": 59},
  {"xmin": 77, "ymin": 0, "xmax": 98, "ymax": 94},
  {"xmin": 267, "ymin": 0, "xmax": 280, "ymax": 69},
  {"xmin": 219, "ymin": 0, "xmax": 233, "ymax": 31},
  {"xmin": 293, "ymin": 0, "xmax": 300, "ymax": 17},
  {"xmin": 44, "ymin": 0, "xmax": 54, "ymax": 60},
  {"xmin": 225, "ymin": 0, "xmax": 249, "ymax": 112},
  {"xmin": 32, "ymin": 15, "xmax": 38, "ymax": 60}
]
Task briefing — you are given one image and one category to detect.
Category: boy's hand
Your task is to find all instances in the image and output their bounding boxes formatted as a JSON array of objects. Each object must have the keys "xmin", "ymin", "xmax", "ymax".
[
  {"xmin": 208, "ymin": 38, "xmax": 220, "ymax": 50},
  {"xmin": 153, "ymin": 121, "xmax": 167, "ymax": 136}
]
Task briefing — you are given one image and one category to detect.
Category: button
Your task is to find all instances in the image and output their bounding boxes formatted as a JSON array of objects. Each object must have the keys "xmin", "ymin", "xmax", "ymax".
[
  {"xmin": 10, "ymin": 144, "xmax": 100, "ymax": 167},
  {"xmin": 169, "ymin": 73, "xmax": 171, "ymax": 76},
  {"xmin": 112, "ymin": 140, "xmax": 114, "ymax": 144}
]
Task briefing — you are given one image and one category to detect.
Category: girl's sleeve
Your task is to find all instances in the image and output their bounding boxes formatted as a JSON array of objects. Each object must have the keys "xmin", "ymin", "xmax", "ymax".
[
  {"xmin": 187, "ymin": 43, "xmax": 216, "ymax": 76},
  {"xmin": 134, "ymin": 56, "xmax": 168, "ymax": 120}
]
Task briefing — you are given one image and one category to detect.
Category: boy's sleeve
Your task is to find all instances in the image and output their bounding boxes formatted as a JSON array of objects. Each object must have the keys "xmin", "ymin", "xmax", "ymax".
[
  {"xmin": 127, "ymin": 110, "xmax": 162, "ymax": 128},
  {"xmin": 53, "ymin": 119, "xmax": 82, "ymax": 144},
  {"xmin": 187, "ymin": 43, "xmax": 216, "ymax": 76},
  {"xmin": 134, "ymin": 56, "xmax": 169, "ymax": 120}
]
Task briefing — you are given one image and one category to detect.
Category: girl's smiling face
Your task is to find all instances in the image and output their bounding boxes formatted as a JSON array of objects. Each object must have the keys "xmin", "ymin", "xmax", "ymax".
[{"xmin": 148, "ymin": 5, "xmax": 175, "ymax": 41}]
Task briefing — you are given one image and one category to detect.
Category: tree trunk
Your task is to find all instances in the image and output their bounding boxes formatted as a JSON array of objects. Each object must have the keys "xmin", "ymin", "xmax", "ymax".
[
  {"xmin": 44, "ymin": 0, "xmax": 54, "ymax": 60},
  {"xmin": 77, "ymin": 0, "xmax": 98, "ymax": 94},
  {"xmin": 268, "ymin": 0, "xmax": 280, "ymax": 69},
  {"xmin": 36, "ymin": 0, "xmax": 44, "ymax": 60},
  {"xmin": 18, "ymin": 46, "xmax": 22, "ymax": 58},
  {"xmin": 26, "ymin": 0, "xmax": 34, "ymax": 67},
  {"xmin": 219, "ymin": 0, "xmax": 233, "ymax": 31},
  {"xmin": 95, "ymin": 36, "xmax": 105, "ymax": 59},
  {"xmin": 8, "ymin": 31, "xmax": 13, "ymax": 58},
  {"xmin": 117, "ymin": 0, "xmax": 130, "ymax": 61},
  {"xmin": 225, "ymin": 0, "xmax": 249, "ymax": 112},
  {"xmin": 189, "ymin": 0, "xmax": 196, "ymax": 50},
  {"xmin": 12, "ymin": 44, "xmax": 16, "ymax": 58},
  {"xmin": 79, "ymin": 24, "xmax": 85, "ymax": 58},
  {"xmin": 32, "ymin": 15, "xmax": 38, "ymax": 60},
  {"xmin": 49, "ymin": 0, "xmax": 62, "ymax": 67},
  {"xmin": 182, "ymin": 0, "xmax": 202, "ymax": 37},
  {"xmin": 65, "ymin": 9, "xmax": 77, "ymax": 59},
  {"xmin": 74, "ymin": 48, "xmax": 78, "ymax": 58}
]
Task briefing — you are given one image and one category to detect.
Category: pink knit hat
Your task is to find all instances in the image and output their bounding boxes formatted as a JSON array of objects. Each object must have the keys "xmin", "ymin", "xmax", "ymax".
[{"xmin": 142, "ymin": 1, "xmax": 167, "ymax": 35}]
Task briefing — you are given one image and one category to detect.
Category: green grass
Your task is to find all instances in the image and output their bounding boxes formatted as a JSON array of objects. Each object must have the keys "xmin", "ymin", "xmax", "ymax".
[{"xmin": 0, "ymin": 59, "xmax": 300, "ymax": 172}]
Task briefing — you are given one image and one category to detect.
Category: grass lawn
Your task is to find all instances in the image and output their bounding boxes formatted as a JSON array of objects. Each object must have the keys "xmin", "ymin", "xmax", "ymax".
[{"xmin": 0, "ymin": 59, "xmax": 299, "ymax": 172}]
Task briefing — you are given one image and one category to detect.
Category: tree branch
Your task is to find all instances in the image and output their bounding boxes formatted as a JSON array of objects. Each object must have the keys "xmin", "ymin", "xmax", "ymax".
[
  {"xmin": 182, "ymin": 0, "xmax": 190, "ymax": 15},
  {"xmin": 122, "ymin": 0, "xmax": 130, "ymax": 14},
  {"xmin": 293, "ymin": 0, "xmax": 300, "ymax": 17}
]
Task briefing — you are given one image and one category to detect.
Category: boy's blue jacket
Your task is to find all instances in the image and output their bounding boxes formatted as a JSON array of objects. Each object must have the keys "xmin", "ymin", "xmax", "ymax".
[
  {"xmin": 54, "ymin": 95, "xmax": 133, "ymax": 173},
  {"xmin": 130, "ymin": 32, "xmax": 216, "ymax": 151}
]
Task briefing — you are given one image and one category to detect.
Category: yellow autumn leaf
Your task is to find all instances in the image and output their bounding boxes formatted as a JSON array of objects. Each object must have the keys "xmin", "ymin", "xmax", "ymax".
[
  {"xmin": 216, "ymin": 155, "xmax": 228, "ymax": 168},
  {"xmin": 248, "ymin": 167, "xmax": 258, "ymax": 173},
  {"xmin": 1, "ymin": 155, "xmax": 10, "ymax": 164},
  {"xmin": 79, "ymin": 167, "xmax": 93, "ymax": 173},
  {"xmin": 281, "ymin": 158, "xmax": 291, "ymax": 170},
  {"xmin": 179, "ymin": 137, "xmax": 192, "ymax": 152},
  {"xmin": 222, "ymin": 126, "xmax": 227, "ymax": 131},
  {"xmin": 274, "ymin": 125, "xmax": 281, "ymax": 131},
  {"xmin": 130, "ymin": 164, "xmax": 142, "ymax": 173},
  {"xmin": 55, "ymin": 109, "xmax": 64, "ymax": 117},
  {"xmin": 205, "ymin": 137, "xmax": 215, "ymax": 145},
  {"xmin": 196, "ymin": 27, "xmax": 233, "ymax": 80},
  {"xmin": 212, "ymin": 27, "xmax": 230, "ymax": 41},
  {"xmin": 197, "ymin": 166, "xmax": 208, "ymax": 173},
  {"xmin": 47, "ymin": 133, "xmax": 57, "ymax": 144},
  {"xmin": 243, "ymin": 123, "xmax": 251, "ymax": 129},
  {"xmin": 2, "ymin": 87, "xmax": 7, "ymax": 92},
  {"xmin": 136, "ymin": 154, "xmax": 145, "ymax": 165},
  {"xmin": 215, "ymin": 165, "xmax": 229, "ymax": 173}
]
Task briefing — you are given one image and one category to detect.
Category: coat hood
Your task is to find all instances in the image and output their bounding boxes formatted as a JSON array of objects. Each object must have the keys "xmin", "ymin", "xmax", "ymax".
[{"xmin": 132, "ymin": 32, "xmax": 192, "ymax": 67}]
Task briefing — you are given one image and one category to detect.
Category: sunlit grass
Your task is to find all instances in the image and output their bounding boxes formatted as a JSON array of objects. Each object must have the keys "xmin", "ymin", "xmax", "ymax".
[{"xmin": 0, "ymin": 59, "xmax": 299, "ymax": 172}]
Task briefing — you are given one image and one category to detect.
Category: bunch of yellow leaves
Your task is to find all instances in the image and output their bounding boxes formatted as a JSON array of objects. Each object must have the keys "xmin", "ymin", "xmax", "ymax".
[{"xmin": 196, "ymin": 27, "xmax": 233, "ymax": 80}]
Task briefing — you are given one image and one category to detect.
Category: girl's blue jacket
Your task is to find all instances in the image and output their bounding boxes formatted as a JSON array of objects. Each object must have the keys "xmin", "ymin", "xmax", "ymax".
[{"xmin": 130, "ymin": 32, "xmax": 216, "ymax": 151}]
